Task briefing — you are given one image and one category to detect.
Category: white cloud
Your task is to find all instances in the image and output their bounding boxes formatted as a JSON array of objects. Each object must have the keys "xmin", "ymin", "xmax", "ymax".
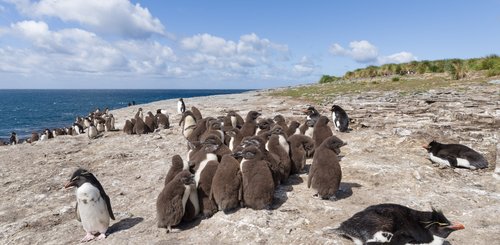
[
  {"xmin": 292, "ymin": 56, "xmax": 316, "ymax": 76},
  {"xmin": 330, "ymin": 40, "xmax": 416, "ymax": 65},
  {"xmin": 180, "ymin": 33, "xmax": 237, "ymax": 56},
  {"xmin": 377, "ymin": 51, "xmax": 417, "ymax": 64},
  {"xmin": 329, "ymin": 40, "xmax": 378, "ymax": 63},
  {"xmin": 6, "ymin": 0, "xmax": 165, "ymax": 38}
]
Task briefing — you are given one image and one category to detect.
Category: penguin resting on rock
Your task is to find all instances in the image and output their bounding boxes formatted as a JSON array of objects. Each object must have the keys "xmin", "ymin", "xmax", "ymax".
[
  {"xmin": 331, "ymin": 203, "xmax": 464, "ymax": 245},
  {"xmin": 64, "ymin": 168, "xmax": 115, "ymax": 242}
]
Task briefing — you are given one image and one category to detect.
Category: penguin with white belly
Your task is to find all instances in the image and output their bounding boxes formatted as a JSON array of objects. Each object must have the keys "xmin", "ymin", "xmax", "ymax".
[
  {"xmin": 64, "ymin": 168, "xmax": 115, "ymax": 242},
  {"xmin": 423, "ymin": 140, "xmax": 488, "ymax": 170}
]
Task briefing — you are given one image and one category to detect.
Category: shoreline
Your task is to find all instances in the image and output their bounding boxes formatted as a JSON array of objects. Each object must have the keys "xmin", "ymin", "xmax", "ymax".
[{"xmin": 0, "ymin": 89, "xmax": 255, "ymax": 143}]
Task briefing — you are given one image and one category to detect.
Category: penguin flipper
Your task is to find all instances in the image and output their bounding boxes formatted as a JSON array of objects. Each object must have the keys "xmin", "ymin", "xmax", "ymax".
[
  {"xmin": 102, "ymin": 193, "xmax": 115, "ymax": 220},
  {"xmin": 75, "ymin": 202, "xmax": 81, "ymax": 222}
]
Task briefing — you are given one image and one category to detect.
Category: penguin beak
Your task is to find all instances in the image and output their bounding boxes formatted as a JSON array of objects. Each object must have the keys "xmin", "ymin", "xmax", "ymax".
[
  {"xmin": 422, "ymin": 144, "xmax": 430, "ymax": 149},
  {"xmin": 64, "ymin": 181, "xmax": 74, "ymax": 189},
  {"xmin": 447, "ymin": 222, "xmax": 465, "ymax": 230}
]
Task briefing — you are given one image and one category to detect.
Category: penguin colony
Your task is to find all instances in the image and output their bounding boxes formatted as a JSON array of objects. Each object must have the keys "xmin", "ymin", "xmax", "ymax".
[
  {"xmin": 7, "ymin": 107, "xmax": 118, "ymax": 144},
  {"xmin": 41, "ymin": 98, "xmax": 487, "ymax": 243}
]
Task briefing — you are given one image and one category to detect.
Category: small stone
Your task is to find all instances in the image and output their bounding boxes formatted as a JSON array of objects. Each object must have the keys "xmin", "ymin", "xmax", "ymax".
[{"xmin": 413, "ymin": 170, "xmax": 421, "ymax": 180}]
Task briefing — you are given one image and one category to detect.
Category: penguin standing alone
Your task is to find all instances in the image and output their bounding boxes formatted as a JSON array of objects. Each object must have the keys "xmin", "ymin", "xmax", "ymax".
[
  {"xmin": 177, "ymin": 98, "xmax": 186, "ymax": 114},
  {"xmin": 332, "ymin": 203, "xmax": 465, "ymax": 245},
  {"xmin": 64, "ymin": 168, "xmax": 115, "ymax": 242},
  {"xmin": 330, "ymin": 105, "xmax": 349, "ymax": 132}
]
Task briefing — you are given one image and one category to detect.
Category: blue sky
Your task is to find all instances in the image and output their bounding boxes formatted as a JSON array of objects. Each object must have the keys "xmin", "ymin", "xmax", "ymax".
[{"xmin": 0, "ymin": 0, "xmax": 498, "ymax": 89}]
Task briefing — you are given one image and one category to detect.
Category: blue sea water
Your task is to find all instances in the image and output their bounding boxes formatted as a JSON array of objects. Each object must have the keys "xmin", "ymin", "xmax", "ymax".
[{"xmin": 0, "ymin": 89, "xmax": 250, "ymax": 141}]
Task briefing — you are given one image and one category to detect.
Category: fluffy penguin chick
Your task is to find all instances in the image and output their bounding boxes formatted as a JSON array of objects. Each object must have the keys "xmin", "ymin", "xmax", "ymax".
[
  {"xmin": 333, "ymin": 203, "xmax": 464, "ymax": 245},
  {"xmin": 156, "ymin": 170, "xmax": 195, "ymax": 233},
  {"xmin": 288, "ymin": 134, "xmax": 315, "ymax": 174},
  {"xmin": 237, "ymin": 146, "xmax": 274, "ymax": 210},
  {"xmin": 65, "ymin": 168, "xmax": 115, "ymax": 242},
  {"xmin": 165, "ymin": 155, "xmax": 189, "ymax": 185},
  {"xmin": 423, "ymin": 140, "xmax": 488, "ymax": 169},
  {"xmin": 211, "ymin": 154, "xmax": 243, "ymax": 213},
  {"xmin": 308, "ymin": 136, "xmax": 344, "ymax": 200}
]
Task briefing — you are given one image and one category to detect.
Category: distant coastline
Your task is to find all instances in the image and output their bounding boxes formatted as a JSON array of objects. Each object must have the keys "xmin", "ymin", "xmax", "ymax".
[{"xmin": 0, "ymin": 89, "xmax": 252, "ymax": 142}]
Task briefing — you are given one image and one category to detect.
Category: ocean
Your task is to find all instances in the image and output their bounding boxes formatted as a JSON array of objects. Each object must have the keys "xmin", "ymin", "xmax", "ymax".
[{"xmin": 0, "ymin": 89, "xmax": 250, "ymax": 142}]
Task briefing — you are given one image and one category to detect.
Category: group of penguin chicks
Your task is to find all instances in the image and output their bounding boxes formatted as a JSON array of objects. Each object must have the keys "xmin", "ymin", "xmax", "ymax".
[
  {"xmin": 64, "ymin": 100, "xmax": 487, "ymax": 244},
  {"xmin": 6, "ymin": 108, "xmax": 116, "ymax": 145},
  {"xmin": 155, "ymin": 105, "xmax": 351, "ymax": 232}
]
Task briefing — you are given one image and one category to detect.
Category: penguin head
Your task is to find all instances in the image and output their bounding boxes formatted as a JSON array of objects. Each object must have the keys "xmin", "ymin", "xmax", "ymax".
[
  {"xmin": 241, "ymin": 146, "xmax": 262, "ymax": 161},
  {"xmin": 317, "ymin": 116, "xmax": 329, "ymax": 125},
  {"xmin": 421, "ymin": 209, "xmax": 465, "ymax": 238},
  {"xmin": 247, "ymin": 111, "xmax": 261, "ymax": 121},
  {"xmin": 202, "ymin": 135, "xmax": 221, "ymax": 153},
  {"xmin": 226, "ymin": 128, "xmax": 240, "ymax": 137},
  {"xmin": 289, "ymin": 121, "xmax": 300, "ymax": 128},
  {"xmin": 324, "ymin": 136, "xmax": 346, "ymax": 154},
  {"xmin": 422, "ymin": 140, "xmax": 440, "ymax": 152},
  {"xmin": 330, "ymin": 105, "xmax": 341, "ymax": 112},
  {"xmin": 303, "ymin": 106, "xmax": 318, "ymax": 115},
  {"xmin": 273, "ymin": 115, "xmax": 286, "ymax": 123},
  {"xmin": 64, "ymin": 168, "xmax": 98, "ymax": 189},
  {"xmin": 270, "ymin": 125, "xmax": 284, "ymax": 135},
  {"xmin": 177, "ymin": 170, "xmax": 195, "ymax": 186},
  {"xmin": 257, "ymin": 118, "xmax": 273, "ymax": 130},
  {"xmin": 156, "ymin": 109, "xmax": 162, "ymax": 114}
]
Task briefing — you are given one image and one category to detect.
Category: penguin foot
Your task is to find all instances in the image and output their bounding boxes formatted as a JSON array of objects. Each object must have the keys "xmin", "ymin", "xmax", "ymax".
[
  {"xmin": 95, "ymin": 233, "xmax": 106, "ymax": 240},
  {"xmin": 80, "ymin": 233, "xmax": 95, "ymax": 242}
]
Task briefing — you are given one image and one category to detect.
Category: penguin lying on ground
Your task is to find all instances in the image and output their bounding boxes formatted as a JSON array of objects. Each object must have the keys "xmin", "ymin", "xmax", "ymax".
[
  {"xmin": 331, "ymin": 203, "xmax": 464, "ymax": 245},
  {"xmin": 64, "ymin": 168, "xmax": 115, "ymax": 242},
  {"xmin": 423, "ymin": 140, "xmax": 488, "ymax": 170}
]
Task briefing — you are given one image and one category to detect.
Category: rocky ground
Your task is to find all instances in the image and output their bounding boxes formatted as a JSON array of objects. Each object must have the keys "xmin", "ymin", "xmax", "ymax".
[{"xmin": 0, "ymin": 82, "xmax": 499, "ymax": 245}]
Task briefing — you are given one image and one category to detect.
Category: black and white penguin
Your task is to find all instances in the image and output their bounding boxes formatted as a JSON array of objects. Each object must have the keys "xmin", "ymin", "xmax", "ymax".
[
  {"xmin": 332, "ymin": 203, "xmax": 465, "ymax": 245},
  {"xmin": 288, "ymin": 134, "xmax": 315, "ymax": 174},
  {"xmin": 330, "ymin": 105, "xmax": 349, "ymax": 132},
  {"xmin": 156, "ymin": 170, "xmax": 195, "ymax": 232},
  {"xmin": 73, "ymin": 123, "xmax": 84, "ymax": 135},
  {"xmin": 240, "ymin": 111, "xmax": 261, "ymax": 138},
  {"xmin": 313, "ymin": 116, "xmax": 333, "ymax": 150},
  {"xmin": 236, "ymin": 146, "xmax": 274, "ymax": 210},
  {"xmin": 210, "ymin": 154, "xmax": 242, "ymax": 213},
  {"xmin": 156, "ymin": 109, "xmax": 170, "ymax": 129},
  {"xmin": 177, "ymin": 98, "xmax": 186, "ymax": 114},
  {"xmin": 64, "ymin": 168, "xmax": 115, "ymax": 242},
  {"xmin": 308, "ymin": 136, "xmax": 345, "ymax": 200},
  {"xmin": 303, "ymin": 106, "xmax": 320, "ymax": 121},
  {"xmin": 87, "ymin": 123, "xmax": 98, "ymax": 139},
  {"xmin": 43, "ymin": 128, "xmax": 54, "ymax": 140},
  {"xmin": 9, "ymin": 132, "xmax": 18, "ymax": 145},
  {"xmin": 423, "ymin": 140, "xmax": 488, "ymax": 170}
]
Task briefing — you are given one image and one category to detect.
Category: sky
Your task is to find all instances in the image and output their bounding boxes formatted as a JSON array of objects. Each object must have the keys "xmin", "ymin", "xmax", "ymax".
[{"xmin": 0, "ymin": 0, "xmax": 499, "ymax": 89}]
